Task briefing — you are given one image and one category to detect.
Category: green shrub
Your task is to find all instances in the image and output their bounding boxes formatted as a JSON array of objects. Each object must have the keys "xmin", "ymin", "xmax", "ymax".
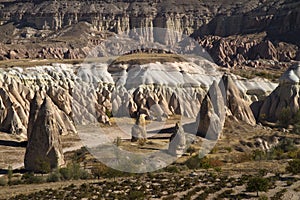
[
  {"xmin": 271, "ymin": 189, "xmax": 287, "ymax": 200},
  {"xmin": 253, "ymin": 149, "xmax": 266, "ymax": 161},
  {"xmin": 165, "ymin": 165, "xmax": 179, "ymax": 173},
  {"xmin": 225, "ymin": 147, "xmax": 233, "ymax": 153},
  {"xmin": 114, "ymin": 137, "xmax": 122, "ymax": 147},
  {"xmin": 286, "ymin": 159, "xmax": 300, "ymax": 174},
  {"xmin": 0, "ymin": 177, "xmax": 7, "ymax": 186},
  {"xmin": 8, "ymin": 179, "xmax": 22, "ymax": 186},
  {"xmin": 277, "ymin": 138, "xmax": 297, "ymax": 153},
  {"xmin": 218, "ymin": 189, "xmax": 234, "ymax": 198},
  {"xmin": 105, "ymin": 109, "xmax": 113, "ymax": 118},
  {"xmin": 91, "ymin": 163, "xmax": 109, "ymax": 179},
  {"xmin": 22, "ymin": 173, "xmax": 44, "ymax": 184},
  {"xmin": 278, "ymin": 107, "xmax": 292, "ymax": 128},
  {"xmin": 61, "ymin": 162, "xmax": 89, "ymax": 180},
  {"xmin": 79, "ymin": 170, "xmax": 90, "ymax": 180},
  {"xmin": 59, "ymin": 167, "xmax": 72, "ymax": 180},
  {"xmin": 137, "ymin": 138, "xmax": 146, "ymax": 146},
  {"xmin": 186, "ymin": 146, "xmax": 197, "ymax": 155},
  {"xmin": 35, "ymin": 157, "xmax": 51, "ymax": 174},
  {"xmin": 7, "ymin": 165, "xmax": 13, "ymax": 182},
  {"xmin": 185, "ymin": 155, "xmax": 223, "ymax": 169},
  {"xmin": 70, "ymin": 163, "xmax": 81, "ymax": 180},
  {"xmin": 128, "ymin": 190, "xmax": 145, "ymax": 200},
  {"xmin": 246, "ymin": 176, "xmax": 269, "ymax": 197},
  {"xmin": 259, "ymin": 194, "xmax": 268, "ymax": 200},
  {"xmin": 47, "ymin": 170, "xmax": 61, "ymax": 182}
]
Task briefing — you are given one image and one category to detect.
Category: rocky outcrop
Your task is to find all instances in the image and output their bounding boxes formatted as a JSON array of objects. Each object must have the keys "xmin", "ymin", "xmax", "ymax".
[
  {"xmin": 131, "ymin": 114, "xmax": 147, "ymax": 142},
  {"xmin": 222, "ymin": 74, "xmax": 256, "ymax": 125},
  {"xmin": 197, "ymin": 74, "xmax": 257, "ymax": 140},
  {"xmin": 197, "ymin": 80, "xmax": 225, "ymax": 140},
  {"xmin": 24, "ymin": 97, "xmax": 65, "ymax": 172},
  {"xmin": 168, "ymin": 122, "xmax": 186, "ymax": 157},
  {"xmin": 199, "ymin": 34, "xmax": 300, "ymax": 68},
  {"xmin": 258, "ymin": 63, "xmax": 300, "ymax": 122}
]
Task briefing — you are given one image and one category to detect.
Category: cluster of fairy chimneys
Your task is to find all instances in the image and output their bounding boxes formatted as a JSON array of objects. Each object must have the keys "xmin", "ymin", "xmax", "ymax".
[{"xmin": 131, "ymin": 113, "xmax": 186, "ymax": 157}]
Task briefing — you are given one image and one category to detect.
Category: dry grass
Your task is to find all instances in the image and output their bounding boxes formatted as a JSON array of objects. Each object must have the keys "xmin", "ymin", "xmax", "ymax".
[
  {"xmin": 0, "ymin": 59, "xmax": 84, "ymax": 68},
  {"xmin": 109, "ymin": 53, "xmax": 188, "ymax": 66},
  {"xmin": 230, "ymin": 67, "xmax": 282, "ymax": 82}
]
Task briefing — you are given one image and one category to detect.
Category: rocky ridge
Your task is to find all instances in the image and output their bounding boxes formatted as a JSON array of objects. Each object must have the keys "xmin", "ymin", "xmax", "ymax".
[{"xmin": 0, "ymin": 0, "xmax": 299, "ymax": 68}]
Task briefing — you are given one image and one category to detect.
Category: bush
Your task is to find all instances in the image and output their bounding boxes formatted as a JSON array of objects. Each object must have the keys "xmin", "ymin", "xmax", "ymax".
[
  {"xmin": 128, "ymin": 190, "xmax": 145, "ymax": 200},
  {"xmin": 70, "ymin": 163, "xmax": 82, "ymax": 180},
  {"xmin": 35, "ymin": 157, "xmax": 51, "ymax": 174},
  {"xmin": 91, "ymin": 163, "xmax": 109, "ymax": 179},
  {"xmin": 47, "ymin": 171, "xmax": 61, "ymax": 182},
  {"xmin": 114, "ymin": 137, "xmax": 122, "ymax": 147},
  {"xmin": 7, "ymin": 165, "xmax": 13, "ymax": 182},
  {"xmin": 277, "ymin": 138, "xmax": 297, "ymax": 153},
  {"xmin": 186, "ymin": 146, "xmax": 197, "ymax": 155},
  {"xmin": 59, "ymin": 167, "xmax": 72, "ymax": 180},
  {"xmin": 185, "ymin": 156, "xmax": 223, "ymax": 169},
  {"xmin": 22, "ymin": 173, "xmax": 44, "ymax": 184},
  {"xmin": 253, "ymin": 149, "xmax": 266, "ymax": 161},
  {"xmin": 259, "ymin": 195, "xmax": 269, "ymax": 200},
  {"xmin": 271, "ymin": 189, "xmax": 287, "ymax": 200},
  {"xmin": 286, "ymin": 159, "xmax": 300, "ymax": 174},
  {"xmin": 233, "ymin": 152, "xmax": 253, "ymax": 163},
  {"xmin": 165, "ymin": 165, "xmax": 179, "ymax": 173},
  {"xmin": 61, "ymin": 162, "xmax": 89, "ymax": 180},
  {"xmin": 246, "ymin": 176, "xmax": 269, "ymax": 197},
  {"xmin": 0, "ymin": 177, "xmax": 7, "ymax": 186},
  {"xmin": 137, "ymin": 138, "xmax": 146, "ymax": 146},
  {"xmin": 218, "ymin": 189, "xmax": 234, "ymax": 198},
  {"xmin": 278, "ymin": 107, "xmax": 292, "ymax": 128}
]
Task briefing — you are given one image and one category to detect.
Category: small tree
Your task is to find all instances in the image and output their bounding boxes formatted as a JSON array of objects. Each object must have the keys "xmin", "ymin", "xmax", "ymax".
[
  {"xmin": 7, "ymin": 165, "xmax": 13, "ymax": 183},
  {"xmin": 246, "ymin": 176, "xmax": 269, "ymax": 197},
  {"xmin": 286, "ymin": 159, "xmax": 300, "ymax": 174}
]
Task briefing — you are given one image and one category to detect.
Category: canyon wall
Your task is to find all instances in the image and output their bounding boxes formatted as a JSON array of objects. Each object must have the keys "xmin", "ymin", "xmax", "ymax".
[{"xmin": 0, "ymin": 0, "xmax": 300, "ymax": 43}]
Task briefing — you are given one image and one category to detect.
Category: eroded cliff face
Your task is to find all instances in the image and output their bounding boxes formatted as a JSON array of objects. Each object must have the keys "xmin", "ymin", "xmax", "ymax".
[
  {"xmin": 0, "ymin": 0, "xmax": 300, "ymax": 69},
  {"xmin": 1, "ymin": 0, "xmax": 299, "ymax": 40}
]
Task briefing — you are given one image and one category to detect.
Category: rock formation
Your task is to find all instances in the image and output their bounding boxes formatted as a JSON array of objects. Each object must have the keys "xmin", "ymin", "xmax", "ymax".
[
  {"xmin": 0, "ymin": 60, "xmax": 275, "ymax": 138},
  {"xmin": 221, "ymin": 74, "xmax": 256, "ymax": 125},
  {"xmin": 0, "ymin": 0, "xmax": 299, "ymax": 69},
  {"xmin": 197, "ymin": 80, "xmax": 225, "ymax": 140},
  {"xmin": 199, "ymin": 34, "xmax": 299, "ymax": 68},
  {"xmin": 258, "ymin": 63, "xmax": 300, "ymax": 123},
  {"xmin": 168, "ymin": 122, "xmax": 186, "ymax": 157},
  {"xmin": 24, "ymin": 97, "xmax": 65, "ymax": 172},
  {"xmin": 197, "ymin": 73, "xmax": 259, "ymax": 139},
  {"xmin": 131, "ymin": 114, "xmax": 147, "ymax": 142}
]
